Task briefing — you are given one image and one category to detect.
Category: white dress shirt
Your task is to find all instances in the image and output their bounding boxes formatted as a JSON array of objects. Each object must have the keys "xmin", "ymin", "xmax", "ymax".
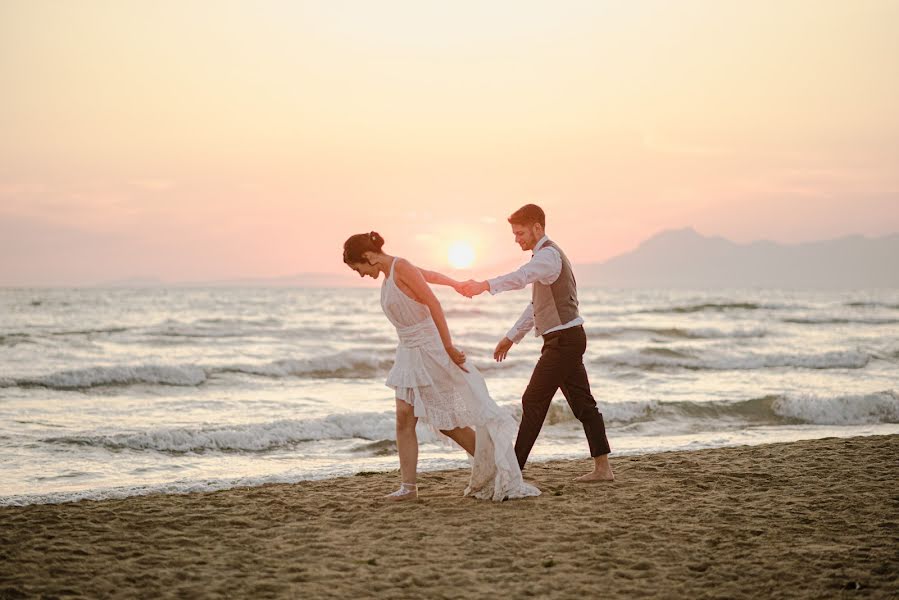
[{"xmin": 488, "ymin": 235, "xmax": 584, "ymax": 343}]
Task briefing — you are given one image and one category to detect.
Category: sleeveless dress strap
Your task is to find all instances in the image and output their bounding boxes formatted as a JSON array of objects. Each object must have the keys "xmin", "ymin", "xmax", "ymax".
[{"xmin": 388, "ymin": 257, "xmax": 398, "ymax": 280}]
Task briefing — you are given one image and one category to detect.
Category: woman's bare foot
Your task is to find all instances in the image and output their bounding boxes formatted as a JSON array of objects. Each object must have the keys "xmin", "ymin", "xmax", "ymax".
[
  {"xmin": 575, "ymin": 455, "xmax": 614, "ymax": 482},
  {"xmin": 384, "ymin": 483, "xmax": 418, "ymax": 501}
]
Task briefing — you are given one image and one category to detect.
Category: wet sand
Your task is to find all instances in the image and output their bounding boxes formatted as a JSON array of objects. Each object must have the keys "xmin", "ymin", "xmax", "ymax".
[{"xmin": 2, "ymin": 434, "xmax": 897, "ymax": 599}]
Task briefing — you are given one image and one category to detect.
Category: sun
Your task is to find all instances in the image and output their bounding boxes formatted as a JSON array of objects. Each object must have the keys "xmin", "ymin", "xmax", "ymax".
[{"xmin": 447, "ymin": 241, "xmax": 475, "ymax": 269}]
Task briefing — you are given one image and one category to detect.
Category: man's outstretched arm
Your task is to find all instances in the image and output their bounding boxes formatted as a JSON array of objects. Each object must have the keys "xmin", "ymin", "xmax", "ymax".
[{"xmin": 458, "ymin": 247, "xmax": 561, "ymax": 298}]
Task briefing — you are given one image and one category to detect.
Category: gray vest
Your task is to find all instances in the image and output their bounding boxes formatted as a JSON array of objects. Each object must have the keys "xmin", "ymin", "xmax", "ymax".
[{"xmin": 532, "ymin": 240, "xmax": 580, "ymax": 336}]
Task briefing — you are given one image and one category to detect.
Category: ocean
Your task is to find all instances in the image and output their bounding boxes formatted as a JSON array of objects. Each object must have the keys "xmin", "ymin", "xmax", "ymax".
[{"xmin": 1, "ymin": 286, "xmax": 897, "ymax": 506}]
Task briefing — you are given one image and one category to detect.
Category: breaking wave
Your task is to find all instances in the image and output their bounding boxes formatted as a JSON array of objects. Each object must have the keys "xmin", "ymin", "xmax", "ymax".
[
  {"xmin": 640, "ymin": 302, "xmax": 769, "ymax": 314},
  {"xmin": 783, "ymin": 317, "xmax": 899, "ymax": 325},
  {"xmin": 40, "ymin": 391, "xmax": 898, "ymax": 455},
  {"xmin": 602, "ymin": 348, "xmax": 873, "ymax": 371},
  {"xmin": 586, "ymin": 326, "xmax": 766, "ymax": 340},
  {"xmin": 539, "ymin": 390, "xmax": 899, "ymax": 427},
  {"xmin": 844, "ymin": 301, "xmax": 899, "ymax": 309},
  {"xmin": 42, "ymin": 411, "xmax": 439, "ymax": 453},
  {"xmin": 3, "ymin": 351, "xmax": 395, "ymax": 390}
]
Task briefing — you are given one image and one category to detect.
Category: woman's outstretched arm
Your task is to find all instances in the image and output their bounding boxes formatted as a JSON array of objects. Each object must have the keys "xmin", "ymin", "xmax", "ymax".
[{"xmin": 418, "ymin": 268, "xmax": 461, "ymax": 289}]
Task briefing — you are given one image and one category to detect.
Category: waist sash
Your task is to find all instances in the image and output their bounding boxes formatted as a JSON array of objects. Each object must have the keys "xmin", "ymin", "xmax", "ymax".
[{"xmin": 396, "ymin": 319, "xmax": 440, "ymax": 348}]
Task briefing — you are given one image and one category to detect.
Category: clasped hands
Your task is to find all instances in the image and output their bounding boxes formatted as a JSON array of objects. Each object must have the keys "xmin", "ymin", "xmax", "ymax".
[
  {"xmin": 450, "ymin": 279, "xmax": 512, "ymax": 368},
  {"xmin": 455, "ymin": 279, "xmax": 489, "ymax": 298},
  {"xmin": 451, "ymin": 278, "xmax": 511, "ymax": 363}
]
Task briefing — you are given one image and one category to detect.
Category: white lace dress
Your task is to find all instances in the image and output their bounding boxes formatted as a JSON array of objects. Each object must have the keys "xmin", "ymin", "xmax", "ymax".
[{"xmin": 381, "ymin": 258, "xmax": 540, "ymax": 501}]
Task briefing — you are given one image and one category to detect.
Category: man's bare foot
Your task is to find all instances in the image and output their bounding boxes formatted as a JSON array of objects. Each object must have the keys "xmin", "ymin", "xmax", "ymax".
[
  {"xmin": 575, "ymin": 456, "xmax": 614, "ymax": 482},
  {"xmin": 575, "ymin": 470, "xmax": 614, "ymax": 482}
]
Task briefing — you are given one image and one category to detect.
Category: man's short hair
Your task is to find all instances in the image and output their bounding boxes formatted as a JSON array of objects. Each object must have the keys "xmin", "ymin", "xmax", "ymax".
[{"xmin": 508, "ymin": 204, "xmax": 545, "ymax": 227}]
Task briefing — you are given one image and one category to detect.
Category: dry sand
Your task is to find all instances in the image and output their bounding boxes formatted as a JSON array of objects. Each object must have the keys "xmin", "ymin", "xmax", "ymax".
[{"xmin": 2, "ymin": 435, "xmax": 897, "ymax": 599}]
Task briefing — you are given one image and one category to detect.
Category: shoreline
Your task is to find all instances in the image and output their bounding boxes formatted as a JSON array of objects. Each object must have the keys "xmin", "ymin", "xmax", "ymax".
[
  {"xmin": 6, "ymin": 425, "xmax": 898, "ymax": 508},
  {"xmin": 2, "ymin": 434, "xmax": 897, "ymax": 598}
]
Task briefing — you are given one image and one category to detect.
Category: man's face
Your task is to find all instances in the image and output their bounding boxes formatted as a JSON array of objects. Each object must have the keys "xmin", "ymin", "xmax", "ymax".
[{"xmin": 511, "ymin": 222, "xmax": 542, "ymax": 251}]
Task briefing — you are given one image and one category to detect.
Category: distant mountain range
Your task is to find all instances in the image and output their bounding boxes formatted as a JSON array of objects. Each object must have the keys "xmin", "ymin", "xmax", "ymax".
[
  {"xmin": 576, "ymin": 228, "xmax": 899, "ymax": 288},
  {"xmin": 96, "ymin": 228, "xmax": 898, "ymax": 289}
]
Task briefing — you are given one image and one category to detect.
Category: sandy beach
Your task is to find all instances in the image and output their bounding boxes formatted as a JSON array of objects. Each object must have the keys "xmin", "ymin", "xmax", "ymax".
[{"xmin": 2, "ymin": 434, "xmax": 897, "ymax": 599}]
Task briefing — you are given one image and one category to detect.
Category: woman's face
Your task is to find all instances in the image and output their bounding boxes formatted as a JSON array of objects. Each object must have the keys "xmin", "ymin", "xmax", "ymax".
[{"xmin": 348, "ymin": 261, "xmax": 380, "ymax": 279}]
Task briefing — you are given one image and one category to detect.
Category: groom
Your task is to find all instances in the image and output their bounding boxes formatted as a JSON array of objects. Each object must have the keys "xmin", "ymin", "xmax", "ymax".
[{"xmin": 459, "ymin": 204, "xmax": 613, "ymax": 482}]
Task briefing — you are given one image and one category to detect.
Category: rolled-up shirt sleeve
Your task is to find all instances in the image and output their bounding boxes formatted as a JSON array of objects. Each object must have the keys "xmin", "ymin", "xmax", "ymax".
[
  {"xmin": 488, "ymin": 247, "xmax": 562, "ymax": 295},
  {"xmin": 506, "ymin": 303, "xmax": 535, "ymax": 343}
]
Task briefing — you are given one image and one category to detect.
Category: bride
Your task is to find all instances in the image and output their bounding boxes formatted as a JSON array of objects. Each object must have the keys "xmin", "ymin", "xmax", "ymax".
[{"xmin": 343, "ymin": 231, "xmax": 540, "ymax": 502}]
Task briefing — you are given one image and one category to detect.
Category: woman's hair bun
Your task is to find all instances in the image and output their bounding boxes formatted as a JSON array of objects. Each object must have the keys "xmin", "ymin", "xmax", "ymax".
[{"xmin": 342, "ymin": 231, "xmax": 386, "ymax": 265}]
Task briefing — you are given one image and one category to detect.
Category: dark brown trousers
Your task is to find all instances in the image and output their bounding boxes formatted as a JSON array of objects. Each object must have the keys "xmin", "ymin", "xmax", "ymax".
[{"xmin": 514, "ymin": 325, "xmax": 611, "ymax": 469}]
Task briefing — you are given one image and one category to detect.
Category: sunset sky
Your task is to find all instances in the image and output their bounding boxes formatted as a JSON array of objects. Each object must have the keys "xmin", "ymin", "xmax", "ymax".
[{"xmin": 2, "ymin": 1, "xmax": 897, "ymax": 286}]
